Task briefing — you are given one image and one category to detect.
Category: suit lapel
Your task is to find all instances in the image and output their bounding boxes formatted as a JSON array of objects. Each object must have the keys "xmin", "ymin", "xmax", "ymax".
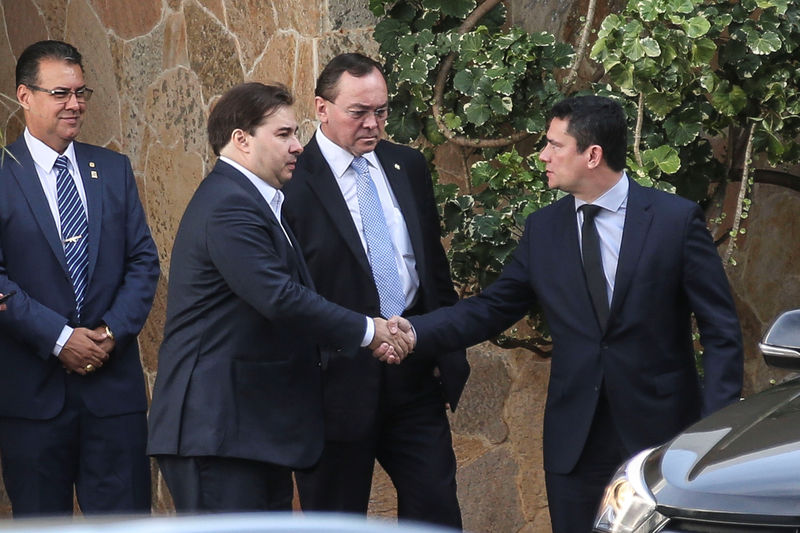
[
  {"xmin": 6, "ymin": 138, "xmax": 68, "ymax": 272},
  {"xmin": 299, "ymin": 138, "xmax": 373, "ymax": 278},
  {"xmin": 74, "ymin": 142, "xmax": 103, "ymax": 285},
  {"xmin": 283, "ymin": 220, "xmax": 314, "ymax": 288},
  {"xmin": 374, "ymin": 142, "xmax": 427, "ymax": 270},
  {"xmin": 609, "ymin": 178, "xmax": 653, "ymax": 318},
  {"xmin": 215, "ymin": 161, "xmax": 308, "ymax": 285}
]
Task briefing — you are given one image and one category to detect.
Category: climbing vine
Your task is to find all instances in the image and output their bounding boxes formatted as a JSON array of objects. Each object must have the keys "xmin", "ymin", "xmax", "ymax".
[{"xmin": 370, "ymin": 0, "xmax": 800, "ymax": 352}]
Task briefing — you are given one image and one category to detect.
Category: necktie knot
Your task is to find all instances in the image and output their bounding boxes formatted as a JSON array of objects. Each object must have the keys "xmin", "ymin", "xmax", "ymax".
[
  {"xmin": 580, "ymin": 204, "xmax": 603, "ymax": 221},
  {"xmin": 54, "ymin": 155, "xmax": 69, "ymax": 172},
  {"xmin": 351, "ymin": 156, "xmax": 369, "ymax": 176}
]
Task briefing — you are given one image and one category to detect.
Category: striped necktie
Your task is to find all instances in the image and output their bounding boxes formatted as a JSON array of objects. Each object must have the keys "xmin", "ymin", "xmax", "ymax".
[
  {"xmin": 351, "ymin": 156, "xmax": 406, "ymax": 318},
  {"xmin": 54, "ymin": 155, "xmax": 89, "ymax": 317}
]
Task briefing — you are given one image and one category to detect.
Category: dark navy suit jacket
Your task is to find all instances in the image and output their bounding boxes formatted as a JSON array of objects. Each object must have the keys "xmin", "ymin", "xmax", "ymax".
[
  {"xmin": 147, "ymin": 160, "xmax": 367, "ymax": 469},
  {"xmin": 0, "ymin": 136, "xmax": 159, "ymax": 419},
  {"xmin": 283, "ymin": 137, "xmax": 470, "ymax": 441},
  {"xmin": 411, "ymin": 177, "xmax": 743, "ymax": 474}
]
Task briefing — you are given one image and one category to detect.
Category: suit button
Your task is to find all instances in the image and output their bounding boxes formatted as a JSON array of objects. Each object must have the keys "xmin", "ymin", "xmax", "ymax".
[
  {"xmin": 316, "ymin": 361, "xmax": 322, "ymax": 367},
  {"xmin": 601, "ymin": 344, "xmax": 609, "ymax": 350}
]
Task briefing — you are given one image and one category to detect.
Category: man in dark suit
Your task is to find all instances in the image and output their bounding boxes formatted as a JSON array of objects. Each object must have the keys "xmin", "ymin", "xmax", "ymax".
[
  {"xmin": 146, "ymin": 82, "xmax": 411, "ymax": 513},
  {"xmin": 0, "ymin": 40, "xmax": 159, "ymax": 516},
  {"xmin": 389, "ymin": 95, "xmax": 744, "ymax": 532},
  {"xmin": 282, "ymin": 53, "xmax": 469, "ymax": 528}
]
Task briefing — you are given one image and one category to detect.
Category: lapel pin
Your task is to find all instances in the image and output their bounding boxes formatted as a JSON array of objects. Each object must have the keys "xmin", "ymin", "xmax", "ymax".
[
  {"xmin": 89, "ymin": 162, "xmax": 96, "ymax": 168},
  {"xmin": 394, "ymin": 163, "xmax": 401, "ymax": 170},
  {"xmin": 90, "ymin": 170, "xmax": 99, "ymax": 179}
]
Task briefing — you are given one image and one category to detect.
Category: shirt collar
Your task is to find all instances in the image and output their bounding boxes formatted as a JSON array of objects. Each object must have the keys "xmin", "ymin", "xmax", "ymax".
[
  {"xmin": 315, "ymin": 126, "xmax": 380, "ymax": 178},
  {"xmin": 219, "ymin": 155, "xmax": 280, "ymax": 210},
  {"xmin": 574, "ymin": 171, "xmax": 629, "ymax": 213},
  {"xmin": 24, "ymin": 128, "xmax": 78, "ymax": 174}
]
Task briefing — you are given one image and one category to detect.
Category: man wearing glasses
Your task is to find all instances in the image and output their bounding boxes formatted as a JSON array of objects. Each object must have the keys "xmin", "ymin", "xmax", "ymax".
[
  {"xmin": 283, "ymin": 53, "xmax": 467, "ymax": 528},
  {"xmin": 0, "ymin": 40, "xmax": 159, "ymax": 515}
]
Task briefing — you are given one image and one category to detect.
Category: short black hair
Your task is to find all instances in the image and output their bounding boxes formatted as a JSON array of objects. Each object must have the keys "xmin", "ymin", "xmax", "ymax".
[
  {"xmin": 315, "ymin": 53, "xmax": 385, "ymax": 102},
  {"xmin": 207, "ymin": 82, "xmax": 294, "ymax": 156},
  {"xmin": 16, "ymin": 40, "xmax": 83, "ymax": 88},
  {"xmin": 549, "ymin": 95, "xmax": 628, "ymax": 172}
]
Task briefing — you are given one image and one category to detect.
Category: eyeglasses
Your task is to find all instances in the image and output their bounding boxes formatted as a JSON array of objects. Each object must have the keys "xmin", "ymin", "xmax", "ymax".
[
  {"xmin": 326, "ymin": 99, "xmax": 389, "ymax": 121},
  {"xmin": 26, "ymin": 85, "xmax": 94, "ymax": 102}
]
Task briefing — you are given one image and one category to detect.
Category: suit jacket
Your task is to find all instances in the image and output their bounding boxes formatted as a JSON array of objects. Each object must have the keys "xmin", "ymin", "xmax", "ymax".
[
  {"xmin": 283, "ymin": 137, "xmax": 469, "ymax": 441},
  {"xmin": 0, "ymin": 136, "xmax": 159, "ymax": 419},
  {"xmin": 147, "ymin": 160, "xmax": 368, "ymax": 469},
  {"xmin": 411, "ymin": 177, "xmax": 743, "ymax": 474}
]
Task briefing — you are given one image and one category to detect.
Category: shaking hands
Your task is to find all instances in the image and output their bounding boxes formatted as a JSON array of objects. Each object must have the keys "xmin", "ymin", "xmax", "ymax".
[{"xmin": 368, "ymin": 316, "xmax": 415, "ymax": 364}]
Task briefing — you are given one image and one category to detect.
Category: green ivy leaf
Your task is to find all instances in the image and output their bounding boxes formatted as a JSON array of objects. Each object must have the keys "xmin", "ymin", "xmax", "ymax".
[
  {"xmin": 489, "ymin": 95, "xmax": 513, "ymax": 114},
  {"xmin": 374, "ymin": 19, "xmax": 407, "ymax": 48},
  {"xmin": 684, "ymin": 16, "xmax": 711, "ymax": 38},
  {"xmin": 747, "ymin": 30, "xmax": 782, "ymax": 55},
  {"xmin": 645, "ymin": 91, "xmax": 682, "ymax": 118},
  {"xmin": 643, "ymin": 145, "xmax": 682, "ymax": 174},
  {"xmin": 453, "ymin": 69, "xmax": 476, "ymax": 93},
  {"xmin": 640, "ymin": 37, "xmax": 661, "ymax": 57},
  {"xmin": 471, "ymin": 160, "xmax": 495, "ymax": 186},
  {"xmin": 386, "ymin": 108, "xmax": 421, "ymax": 144},
  {"xmin": 691, "ymin": 37, "xmax": 716, "ymax": 65},
  {"xmin": 464, "ymin": 100, "xmax": 492, "ymax": 125},
  {"xmin": 443, "ymin": 112, "xmax": 463, "ymax": 131},
  {"xmin": 492, "ymin": 77, "xmax": 514, "ymax": 95},
  {"xmin": 710, "ymin": 82, "xmax": 748, "ymax": 116},
  {"xmin": 665, "ymin": 115, "xmax": 702, "ymax": 146}
]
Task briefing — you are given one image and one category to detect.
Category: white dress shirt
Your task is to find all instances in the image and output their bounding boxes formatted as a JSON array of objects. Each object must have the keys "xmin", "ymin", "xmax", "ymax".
[
  {"xmin": 315, "ymin": 127, "xmax": 420, "ymax": 310},
  {"xmin": 574, "ymin": 172, "xmax": 629, "ymax": 305},
  {"xmin": 24, "ymin": 128, "xmax": 89, "ymax": 357}
]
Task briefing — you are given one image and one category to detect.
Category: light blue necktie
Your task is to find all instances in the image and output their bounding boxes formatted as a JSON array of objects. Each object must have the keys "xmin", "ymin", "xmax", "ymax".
[
  {"xmin": 54, "ymin": 155, "xmax": 89, "ymax": 317},
  {"xmin": 351, "ymin": 156, "xmax": 406, "ymax": 318}
]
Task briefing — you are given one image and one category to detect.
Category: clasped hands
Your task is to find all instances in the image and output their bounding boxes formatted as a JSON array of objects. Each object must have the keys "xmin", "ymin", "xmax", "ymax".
[
  {"xmin": 368, "ymin": 316, "xmax": 415, "ymax": 364},
  {"xmin": 58, "ymin": 326, "xmax": 116, "ymax": 376}
]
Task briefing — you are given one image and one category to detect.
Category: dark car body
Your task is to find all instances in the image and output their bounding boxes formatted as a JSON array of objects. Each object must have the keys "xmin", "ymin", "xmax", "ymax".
[{"xmin": 593, "ymin": 309, "xmax": 800, "ymax": 532}]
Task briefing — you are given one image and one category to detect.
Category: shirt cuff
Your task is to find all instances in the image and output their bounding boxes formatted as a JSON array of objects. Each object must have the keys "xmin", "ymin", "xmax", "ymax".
[
  {"xmin": 53, "ymin": 325, "xmax": 74, "ymax": 357},
  {"xmin": 360, "ymin": 316, "xmax": 374, "ymax": 347}
]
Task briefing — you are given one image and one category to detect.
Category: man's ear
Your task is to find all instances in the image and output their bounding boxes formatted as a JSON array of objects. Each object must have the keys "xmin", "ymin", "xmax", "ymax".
[
  {"xmin": 315, "ymin": 96, "xmax": 329, "ymax": 124},
  {"xmin": 586, "ymin": 145, "xmax": 604, "ymax": 169},
  {"xmin": 16, "ymin": 84, "xmax": 31, "ymax": 111},
  {"xmin": 231, "ymin": 128, "xmax": 248, "ymax": 152}
]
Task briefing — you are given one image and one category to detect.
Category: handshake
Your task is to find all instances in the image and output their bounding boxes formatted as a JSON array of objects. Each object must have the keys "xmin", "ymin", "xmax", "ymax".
[{"xmin": 368, "ymin": 316, "xmax": 415, "ymax": 364}]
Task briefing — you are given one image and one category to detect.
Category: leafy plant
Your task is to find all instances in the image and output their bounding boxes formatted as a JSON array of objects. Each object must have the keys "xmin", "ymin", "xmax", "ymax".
[{"xmin": 370, "ymin": 0, "xmax": 800, "ymax": 351}]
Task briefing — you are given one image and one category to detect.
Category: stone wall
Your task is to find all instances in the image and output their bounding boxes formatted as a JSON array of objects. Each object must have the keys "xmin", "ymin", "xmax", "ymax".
[{"xmin": 1, "ymin": 1, "xmax": 798, "ymax": 531}]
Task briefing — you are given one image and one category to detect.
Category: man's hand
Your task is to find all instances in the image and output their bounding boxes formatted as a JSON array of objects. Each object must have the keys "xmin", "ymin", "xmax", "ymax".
[
  {"xmin": 369, "ymin": 317, "xmax": 414, "ymax": 364},
  {"xmin": 386, "ymin": 315, "xmax": 415, "ymax": 345},
  {"xmin": 92, "ymin": 325, "xmax": 116, "ymax": 354},
  {"xmin": 58, "ymin": 327, "xmax": 110, "ymax": 375}
]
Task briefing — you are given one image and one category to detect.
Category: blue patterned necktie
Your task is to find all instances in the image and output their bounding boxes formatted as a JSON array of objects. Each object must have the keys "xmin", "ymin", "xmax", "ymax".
[
  {"xmin": 54, "ymin": 155, "xmax": 89, "ymax": 317},
  {"xmin": 351, "ymin": 156, "xmax": 406, "ymax": 318}
]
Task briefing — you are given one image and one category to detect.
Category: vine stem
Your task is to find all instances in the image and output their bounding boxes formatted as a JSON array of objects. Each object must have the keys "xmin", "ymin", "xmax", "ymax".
[
  {"xmin": 633, "ymin": 92, "xmax": 644, "ymax": 167},
  {"xmin": 723, "ymin": 121, "xmax": 755, "ymax": 265},
  {"xmin": 563, "ymin": 0, "xmax": 599, "ymax": 89}
]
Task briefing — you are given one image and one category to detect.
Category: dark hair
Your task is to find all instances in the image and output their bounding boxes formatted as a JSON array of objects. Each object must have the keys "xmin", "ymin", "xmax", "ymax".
[
  {"xmin": 207, "ymin": 82, "xmax": 294, "ymax": 156},
  {"xmin": 315, "ymin": 53, "xmax": 385, "ymax": 102},
  {"xmin": 549, "ymin": 95, "xmax": 628, "ymax": 172},
  {"xmin": 16, "ymin": 40, "xmax": 83, "ymax": 88}
]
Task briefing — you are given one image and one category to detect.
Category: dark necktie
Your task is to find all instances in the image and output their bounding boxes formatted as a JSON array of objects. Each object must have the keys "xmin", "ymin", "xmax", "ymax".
[
  {"xmin": 54, "ymin": 155, "xmax": 89, "ymax": 317},
  {"xmin": 580, "ymin": 204, "xmax": 609, "ymax": 328},
  {"xmin": 351, "ymin": 156, "xmax": 406, "ymax": 318}
]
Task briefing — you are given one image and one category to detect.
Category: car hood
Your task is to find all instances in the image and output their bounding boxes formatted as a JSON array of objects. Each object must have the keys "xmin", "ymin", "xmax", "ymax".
[{"xmin": 644, "ymin": 377, "xmax": 800, "ymax": 519}]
